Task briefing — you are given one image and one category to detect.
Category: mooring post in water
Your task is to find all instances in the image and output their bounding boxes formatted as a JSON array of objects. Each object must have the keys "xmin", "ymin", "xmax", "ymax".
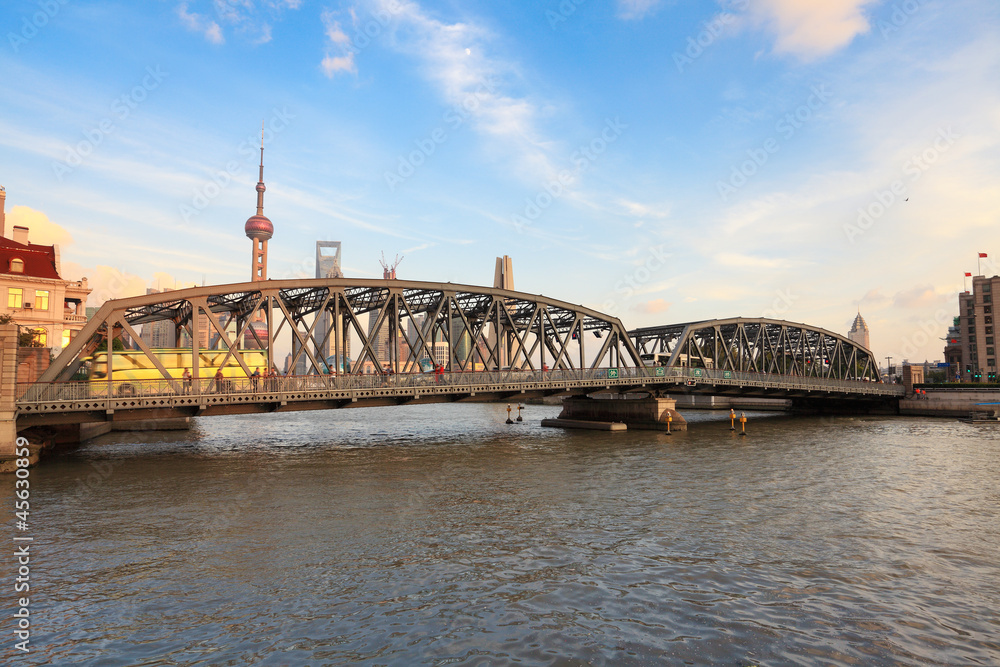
[
  {"xmin": 506, "ymin": 404, "xmax": 513, "ymax": 425},
  {"xmin": 730, "ymin": 408, "xmax": 736, "ymax": 431},
  {"xmin": 516, "ymin": 405, "xmax": 523, "ymax": 422},
  {"xmin": 666, "ymin": 413, "xmax": 672, "ymax": 435},
  {"xmin": 739, "ymin": 412, "xmax": 747, "ymax": 436}
]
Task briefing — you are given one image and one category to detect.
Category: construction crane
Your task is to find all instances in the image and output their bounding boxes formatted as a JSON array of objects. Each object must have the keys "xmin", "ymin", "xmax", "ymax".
[{"xmin": 379, "ymin": 252, "xmax": 403, "ymax": 280}]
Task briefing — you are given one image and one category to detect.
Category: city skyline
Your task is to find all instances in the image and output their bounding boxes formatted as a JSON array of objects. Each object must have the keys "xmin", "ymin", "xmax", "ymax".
[{"xmin": 2, "ymin": 0, "xmax": 998, "ymax": 365}]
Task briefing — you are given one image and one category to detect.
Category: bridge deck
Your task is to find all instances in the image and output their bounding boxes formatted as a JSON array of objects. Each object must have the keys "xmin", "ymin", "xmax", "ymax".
[{"xmin": 16, "ymin": 368, "xmax": 903, "ymax": 426}]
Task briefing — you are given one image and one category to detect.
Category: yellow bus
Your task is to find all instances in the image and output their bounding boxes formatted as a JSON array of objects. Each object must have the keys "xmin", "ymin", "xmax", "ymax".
[{"xmin": 89, "ymin": 349, "xmax": 271, "ymax": 381}]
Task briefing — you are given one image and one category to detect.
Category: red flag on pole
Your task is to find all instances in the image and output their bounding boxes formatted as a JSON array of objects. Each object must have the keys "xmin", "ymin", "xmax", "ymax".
[
  {"xmin": 965, "ymin": 272, "xmax": 973, "ymax": 277},
  {"xmin": 980, "ymin": 253, "xmax": 988, "ymax": 258}
]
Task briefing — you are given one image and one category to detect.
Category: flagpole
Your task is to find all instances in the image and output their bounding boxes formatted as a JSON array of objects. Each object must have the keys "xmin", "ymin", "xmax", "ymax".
[
  {"xmin": 978, "ymin": 254, "xmax": 982, "ymax": 276},
  {"xmin": 965, "ymin": 273, "xmax": 968, "ymax": 292}
]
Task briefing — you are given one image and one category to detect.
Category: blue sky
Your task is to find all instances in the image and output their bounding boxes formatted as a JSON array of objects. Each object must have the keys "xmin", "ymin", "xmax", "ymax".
[{"xmin": 2, "ymin": 0, "xmax": 998, "ymax": 363}]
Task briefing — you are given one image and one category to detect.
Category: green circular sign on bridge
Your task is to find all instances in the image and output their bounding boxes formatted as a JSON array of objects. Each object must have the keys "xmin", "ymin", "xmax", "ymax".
[{"xmin": 655, "ymin": 367, "xmax": 665, "ymax": 377}]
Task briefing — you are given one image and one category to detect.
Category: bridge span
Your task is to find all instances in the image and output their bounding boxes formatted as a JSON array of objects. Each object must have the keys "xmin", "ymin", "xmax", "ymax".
[{"xmin": 10, "ymin": 279, "xmax": 901, "ymax": 433}]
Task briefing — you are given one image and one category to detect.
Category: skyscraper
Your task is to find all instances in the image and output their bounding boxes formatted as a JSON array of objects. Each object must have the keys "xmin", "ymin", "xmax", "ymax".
[
  {"xmin": 848, "ymin": 310, "xmax": 871, "ymax": 350},
  {"xmin": 314, "ymin": 241, "xmax": 346, "ymax": 366}
]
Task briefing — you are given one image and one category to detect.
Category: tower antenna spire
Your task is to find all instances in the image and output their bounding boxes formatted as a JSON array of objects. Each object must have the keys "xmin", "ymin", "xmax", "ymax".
[{"xmin": 245, "ymin": 123, "xmax": 274, "ymax": 282}]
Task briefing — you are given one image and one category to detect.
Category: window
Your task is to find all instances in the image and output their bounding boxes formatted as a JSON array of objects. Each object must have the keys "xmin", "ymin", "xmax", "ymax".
[
  {"xmin": 989, "ymin": 347, "xmax": 996, "ymax": 356},
  {"xmin": 34, "ymin": 290, "xmax": 49, "ymax": 311},
  {"xmin": 988, "ymin": 307, "xmax": 993, "ymax": 314},
  {"xmin": 990, "ymin": 358, "xmax": 996, "ymax": 367},
  {"xmin": 986, "ymin": 295, "xmax": 993, "ymax": 304},
  {"xmin": 10, "ymin": 258, "xmax": 24, "ymax": 273},
  {"xmin": 988, "ymin": 337, "xmax": 995, "ymax": 345},
  {"xmin": 62, "ymin": 329, "xmax": 71, "ymax": 348},
  {"xmin": 988, "ymin": 316, "xmax": 994, "ymax": 325},
  {"xmin": 7, "ymin": 288, "xmax": 22, "ymax": 308},
  {"xmin": 32, "ymin": 329, "xmax": 46, "ymax": 347},
  {"xmin": 985, "ymin": 284, "xmax": 993, "ymax": 293},
  {"xmin": 988, "ymin": 327, "xmax": 994, "ymax": 334}
]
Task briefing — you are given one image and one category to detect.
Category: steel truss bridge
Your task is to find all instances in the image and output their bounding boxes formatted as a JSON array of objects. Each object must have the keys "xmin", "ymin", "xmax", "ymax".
[{"xmin": 15, "ymin": 279, "xmax": 901, "ymax": 428}]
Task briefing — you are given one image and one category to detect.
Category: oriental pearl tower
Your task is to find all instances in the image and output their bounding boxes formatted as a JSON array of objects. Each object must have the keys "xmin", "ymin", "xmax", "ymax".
[{"xmin": 245, "ymin": 130, "xmax": 273, "ymax": 282}]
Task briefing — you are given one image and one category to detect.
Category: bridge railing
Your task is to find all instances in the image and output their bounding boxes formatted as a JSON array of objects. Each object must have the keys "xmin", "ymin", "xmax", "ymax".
[
  {"xmin": 656, "ymin": 367, "xmax": 896, "ymax": 395},
  {"xmin": 16, "ymin": 368, "xmax": 619, "ymax": 403},
  {"xmin": 16, "ymin": 363, "xmax": 899, "ymax": 406}
]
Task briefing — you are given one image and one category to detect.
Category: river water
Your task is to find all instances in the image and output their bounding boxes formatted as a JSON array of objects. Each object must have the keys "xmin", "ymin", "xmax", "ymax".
[{"xmin": 5, "ymin": 404, "xmax": 1000, "ymax": 665}]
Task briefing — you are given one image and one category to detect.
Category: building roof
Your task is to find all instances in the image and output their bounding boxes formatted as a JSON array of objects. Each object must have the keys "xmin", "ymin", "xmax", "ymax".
[
  {"xmin": 850, "ymin": 312, "xmax": 869, "ymax": 333},
  {"xmin": 0, "ymin": 236, "xmax": 60, "ymax": 280}
]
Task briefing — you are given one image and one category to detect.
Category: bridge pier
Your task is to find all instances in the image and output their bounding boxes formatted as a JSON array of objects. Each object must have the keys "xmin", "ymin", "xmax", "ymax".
[
  {"xmin": 544, "ymin": 395, "xmax": 687, "ymax": 431},
  {"xmin": 1, "ymin": 324, "xmax": 17, "ymax": 457}
]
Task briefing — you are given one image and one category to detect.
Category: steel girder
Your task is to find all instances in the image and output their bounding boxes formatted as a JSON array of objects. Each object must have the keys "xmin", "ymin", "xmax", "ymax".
[
  {"xmin": 37, "ymin": 278, "xmax": 644, "ymax": 385},
  {"xmin": 629, "ymin": 317, "xmax": 882, "ymax": 382}
]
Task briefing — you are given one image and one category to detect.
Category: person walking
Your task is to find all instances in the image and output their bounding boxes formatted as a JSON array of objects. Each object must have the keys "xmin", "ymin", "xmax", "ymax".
[
  {"xmin": 214, "ymin": 368, "xmax": 224, "ymax": 393},
  {"xmin": 251, "ymin": 367, "xmax": 261, "ymax": 392},
  {"xmin": 182, "ymin": 368, "xmax": 192, "ymax": 395}
]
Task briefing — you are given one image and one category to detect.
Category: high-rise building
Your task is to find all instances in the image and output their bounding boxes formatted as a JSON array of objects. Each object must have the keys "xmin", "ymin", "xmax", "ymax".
[
  {"xmin": 140, "ymin": 288, "xmax": 176, "ymax": 348},
  {"xmin": 489, "ymin": 255, "xmax": 516, "ymax": 368},
  {"xmin": 313, "ymin": 241, "xmax": 347, "ymax": 366},
  {"xmin": 953, "ymin": 275, "xmax": 1000, "ymax": 381},
  {"xmin": 848, "ymin": 310, "xmax": 870, "ymax": 350},
  {"xmin": 943, "ymin": 317, "xmax": 962, "ymax": 382}
]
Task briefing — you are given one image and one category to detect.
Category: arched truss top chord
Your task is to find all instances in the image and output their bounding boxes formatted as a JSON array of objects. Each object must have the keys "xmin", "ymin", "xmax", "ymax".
[
  {"xmin": 629, "ymin": 317, "xmax": 883, "ymax": 382},
  {"xmin": 39, "ymin": 278, "xmax": 645, "ymax": 384}
]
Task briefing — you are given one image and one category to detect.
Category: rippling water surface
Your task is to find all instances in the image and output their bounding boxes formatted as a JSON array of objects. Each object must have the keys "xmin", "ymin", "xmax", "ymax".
[{"xmin": 5, "ymin": 404, "xmax": 1000, "ymax": 665}]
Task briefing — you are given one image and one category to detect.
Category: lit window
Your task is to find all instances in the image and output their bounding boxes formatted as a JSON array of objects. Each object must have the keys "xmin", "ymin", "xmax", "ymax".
[
  {"xmin": 35, "ymin": 290, "xmax": 49, "ymax": 311},
  {"xmin": 33, "ymin": 330, "xmax": 46, "ymax": 346},
  {"xmin": 10, "ymin": 258, "xmax": 24, "ymax": 273},
  {"xmin": 62, "ymin": 329, "xmax": 71, "ymax": 348},
  {"xmin": 8, "ymin": 288, "xmax": 22, "ymax": 308}
]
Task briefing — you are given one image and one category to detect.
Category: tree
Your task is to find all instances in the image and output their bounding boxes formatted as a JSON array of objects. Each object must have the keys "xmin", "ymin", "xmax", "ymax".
[
  {"xmin": 18, "ymin": 330, "xmax": 44, "ymax": 347},
  {"xmin": 95, "ymin": 338, "xmax": 126, "ymax": 352}
]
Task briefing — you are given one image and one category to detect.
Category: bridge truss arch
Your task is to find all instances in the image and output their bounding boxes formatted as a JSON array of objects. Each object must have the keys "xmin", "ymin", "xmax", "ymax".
[
  {"xmin": 39, "ymin": 278, "xmax": 644, "ymax": 386},
  {"xmin": 629, "ymin": 317, "xmax": 883, "ymax": 382}
]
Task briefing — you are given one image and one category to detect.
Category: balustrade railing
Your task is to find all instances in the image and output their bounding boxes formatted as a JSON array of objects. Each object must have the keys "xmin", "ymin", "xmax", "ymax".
[{"xmin": 16, "ymin": 365, "xmax": 900, "ymax": 406}]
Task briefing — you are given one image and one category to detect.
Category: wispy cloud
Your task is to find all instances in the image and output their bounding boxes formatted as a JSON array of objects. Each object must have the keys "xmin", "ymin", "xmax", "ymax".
[
  {"xmin": 362, "ymin": 0, "xmax": 560, "ymax": 183},
  {"xmin": 177, "ymin": 1, "xmax": 304, "ymax": 45},
  {"xmin": 320, "ymin": 11, "xmax": 357, "ymax": 76},
  {"xmin": 617, "ymin": 0, "xmax": 662, "ymax": 21},
  {"xmin": 178, "ymin": 2, "xmax": 224, "ymax": 44}
]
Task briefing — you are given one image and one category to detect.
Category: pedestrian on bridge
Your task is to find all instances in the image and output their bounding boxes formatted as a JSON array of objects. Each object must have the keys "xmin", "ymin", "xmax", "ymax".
[
  {"xmin": 251, "ymin": 367, "xmax": 261, "ymax": 392},
  {"xmin": 214, "ymin": 368, "xmax": 224, "ymax": 393},
  {"xmin": 182, "ymin": 368, "xmax": 192, "ymax": 395}
]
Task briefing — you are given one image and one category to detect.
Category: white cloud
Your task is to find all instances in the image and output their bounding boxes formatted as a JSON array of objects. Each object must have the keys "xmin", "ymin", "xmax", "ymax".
[
  {"xmin": 5, "ymin": 206, "xmax": 74, "ymax": 247},
  {"xmin": 178, "ymin": 3, "xmax": 225, "ymax": 44},
  {"xmin": 364, "ymin": 0, "xmax": 560, "ymax": 183},
  {"xmin": 617, "ymin": 0, "xmax": 662, "ymax": 20},
  {"xmin": 633, "ymin": 298, "xmax": 671, "ymax": 314},
  {"xmin": 320, "ymin": 12, "xmax": 357, "ymax": 77},
  {"xmin": 746, "ymin": 0, "xmax": 877, "ymax": 59}
]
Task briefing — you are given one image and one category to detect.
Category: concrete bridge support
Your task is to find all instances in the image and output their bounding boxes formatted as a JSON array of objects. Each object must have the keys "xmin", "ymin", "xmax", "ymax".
[
  {"xmin": 547, "ymin": 395, "xmax": 688, "ymax": 431},
  {"xmin": 1, "ymin": 324, "xmax": 18, "ymax": 457}
]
